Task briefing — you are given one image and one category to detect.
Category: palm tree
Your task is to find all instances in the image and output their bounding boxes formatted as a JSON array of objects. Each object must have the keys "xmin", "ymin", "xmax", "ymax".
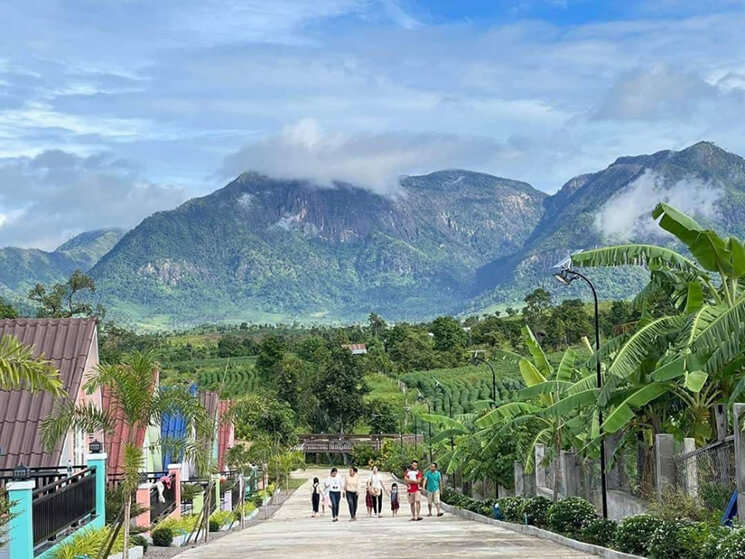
[
  {"xmin": 0, "ymin": 334, "xmax": 64, "ymax": 395},
  {"xmin": 40, "ymin": 351, "xmax": 208, "ymax": 559}
]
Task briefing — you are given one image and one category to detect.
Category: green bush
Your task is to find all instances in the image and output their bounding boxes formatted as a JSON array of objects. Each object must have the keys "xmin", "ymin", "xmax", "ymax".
[
  {"xmin": 498, "ymin": 497, "xmax": 527, "ymax": 523},
  {"xmin": 130, "ymin": 534, "xmax": 148, "ymax": 552},
  {"xmin": 614, "ymin": 514, "xmax": 664, "ymax": 556},
  {"xmin": 151, "ymin": 526, "xmax": 174, "ymax": 547},
  {"xmin": 580, "ymin": 517, "xmax": 617, "ymax": 547},
  {"xmin": 720, "ymin": 529, "xmax": 745, "ymax": 558},
  {"xmin": 523, "ymin": 496, "xmax": 552, "ymax": 527},
  {"xmin": 648, "ymin": 519, "xmax": 690, "ymax": 558},
  {"xmin": 701, "ymin": 525, "xmax": 732, "ymax": 559},
  {"xmin": 677, "ymin": 522, "xmax": 724, "ymax": 559},
  {"xmin": 209, "ymin": 518, "xmax": 220, "ymax": 532},
  {"xmin": 546, "ymin": 497, "xmax": 596, "ymax": 537}
]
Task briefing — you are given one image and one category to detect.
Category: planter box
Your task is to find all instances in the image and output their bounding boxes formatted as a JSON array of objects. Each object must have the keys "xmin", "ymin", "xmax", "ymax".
[{"xmin": 110, "ymin": 545, "xmax": 144, "ymax": 559}]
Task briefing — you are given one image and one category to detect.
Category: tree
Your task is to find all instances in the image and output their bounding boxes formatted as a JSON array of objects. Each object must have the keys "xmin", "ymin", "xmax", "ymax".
[
  {"xmin": 366, "ymin": 398, "xmax": 398, "ymax": 433},
  {"xmin": 0, "ymin": 334, "xmax": 64, "ymax": 395},
  {"xmin": 522, "ymin": 288, "xmax": 553, "ymax": 330},
  {"xmin": 231, "ymin": 394, "xmax": 297, "ymax": 445},
  {"xmin": 368, "ymin": 312, "xmax": 387, "ymax": 339},
  {"xmin": 275, "ymin": 355, "xmax": 307, "ymax": 412},
  {"xmin": 28, "ymin": 270, "xmax": 102, "ymax": 318},
  {"xmin": 0, "ymin": 298, "xmax": 18, "ymax": 319},
  {"xmin": 314, "ymin": 347, "xmax": 368, "ymax": 433},
  {"xmin": 41, "ymin": 351, "xmax": 207, "ymax": 559},
  {"xmin": 430, "ymin": 316, "xmax": 467, "ymax": 353},
  {"xmin": 255, "ymin": 336, "xmax": 285, "ymax": 380}
]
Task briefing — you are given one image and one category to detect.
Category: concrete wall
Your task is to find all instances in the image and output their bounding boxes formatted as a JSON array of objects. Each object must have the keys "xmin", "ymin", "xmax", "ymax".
[{"xmin": 607, "ymin": 490, "xmax": 648, "ymax": 522}]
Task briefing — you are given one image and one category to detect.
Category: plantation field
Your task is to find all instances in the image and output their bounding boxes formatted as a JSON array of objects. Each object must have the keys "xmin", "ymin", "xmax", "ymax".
[
  {"xmin": 162, "ymin": 356, "xmax": 259, "ymax": 397},
  {"xmin": 402, "ymin": 351, "xmax": 525, "ymax": 415}
]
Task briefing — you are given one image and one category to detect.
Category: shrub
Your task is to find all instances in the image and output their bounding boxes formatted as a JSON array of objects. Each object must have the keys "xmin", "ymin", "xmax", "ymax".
[
  {"xmin": 49, "ymin": 526, "xmax": 124, "ymax": 559},
  {"xmin": 546, "ymin": 497, "xmax": 596, "ymax": 537},
  {"xmin": 151, "ymin": 526, "xmax": 174, "ymax": 547},
  {"xmin": 648, "ymin": 519, "xmax": 689, "ymax": 558},
  {"xmin": 209, "ymin": 518, "xmax": 221, "ymax": 532},
  {"xmin": 701, "ymin": 525, "xmax": 732, "ymax": 559},
  {"xmin": 498, "ymin": 497, "xmax": 527, "ymax": 523},
  {"xmin": 648, "ymin": 489, "xmax": 709, "ymax": 522},
  {"xmin": 677, "ymin": 522, "xmax": 724, "ymax": 559},
  {"xmin": 130, "ymin": 534, "xmax": 148, "ymax": 552},
  {"xmin": 580, "ymin": 517, "xmax": 617, "ymax": 547},
  {"xmin": 523, "ymin": 496, "xmax": 552, "ymax": 528},
  {"xmin": 614, "ymin": 514, "xmax": 664, "ymax": 556},
  {"xmin": 181, "ymin": 483, "xmax": 202, "ymax": 503},
  {"xmin": 720, "ymin": 529, "xmax": 745, "ymax": 559}
]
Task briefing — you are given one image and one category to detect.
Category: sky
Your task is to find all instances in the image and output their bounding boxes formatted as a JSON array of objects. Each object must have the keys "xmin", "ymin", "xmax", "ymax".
[{"xmin": 1, "ymin": 0, "xmax": 744, "ymax": 249}]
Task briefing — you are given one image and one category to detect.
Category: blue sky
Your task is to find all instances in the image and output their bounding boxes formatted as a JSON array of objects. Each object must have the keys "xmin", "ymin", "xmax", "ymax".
[{"xmin": 1, "ymin": 0, "xmax": 744, "ymax": 249}]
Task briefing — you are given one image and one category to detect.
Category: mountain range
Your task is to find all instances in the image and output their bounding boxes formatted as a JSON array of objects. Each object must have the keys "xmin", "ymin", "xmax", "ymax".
[{"xmin": 2, "ymin": 141, "xmax": 744, "ymax": 328}]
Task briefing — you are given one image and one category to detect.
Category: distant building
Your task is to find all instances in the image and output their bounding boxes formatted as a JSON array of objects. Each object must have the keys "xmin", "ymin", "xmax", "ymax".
[
  {"xmin": 0, "ymin": 318, "xmax": 102, "ymax": 469},
  {"xmin": 341, "ymin": 343, "xmax": 368, "ymax": 355}
]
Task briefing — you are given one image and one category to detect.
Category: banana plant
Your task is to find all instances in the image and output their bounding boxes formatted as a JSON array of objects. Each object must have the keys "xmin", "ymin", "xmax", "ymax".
[
  {"xmin": 475, "ymin": 326, "xmax": 598, "ymax": 501},
  {"xmin": 571, "ymin": 203, "xmax": 745, "ymax": 441}
]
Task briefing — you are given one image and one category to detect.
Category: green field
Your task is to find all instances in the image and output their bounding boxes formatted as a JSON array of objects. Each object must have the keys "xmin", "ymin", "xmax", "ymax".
[{"xmin": 162, "ymin": 356, "xmax": 259, "ymax": 397}]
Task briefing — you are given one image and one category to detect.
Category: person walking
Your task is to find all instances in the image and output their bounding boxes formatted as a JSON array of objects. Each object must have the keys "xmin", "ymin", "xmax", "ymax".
[
  {"xmin": 404, "ymin": 460, "xmax": 423, "ymax": 521},
  {"xmin": 365, "ymin": 484, "xmax": 374, "ymax": 517},
  {"xmin": 368, "ymin": 466, "xmax": 387, "ymax": 518},
  {"xmin": 344, "ymin": 467, "xmax": 360, "ymax": 520},
  {"xmin": 325, "ymin": 467, "xmax": 344, "ymax": 522},
  {"xmin": 390, "ymin": 482, "xmax": 400, "ymax": 517},
  {"xmin": 311, "ymin": 477, "xmax": 322, "ymax": 517},
  {"xmin": 424, "ymin": 462, "xmax": 444, "ymax": 517}
]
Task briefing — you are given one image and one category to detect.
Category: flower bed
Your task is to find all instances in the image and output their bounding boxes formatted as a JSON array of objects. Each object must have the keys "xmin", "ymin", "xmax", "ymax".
[{"xmin": 439, "ymin": 488, "xmax": 741, "ymax": 559}]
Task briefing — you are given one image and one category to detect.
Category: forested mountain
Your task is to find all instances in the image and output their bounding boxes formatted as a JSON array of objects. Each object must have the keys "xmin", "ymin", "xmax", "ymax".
[
  {"xmin": 4, "ymin": 142, "xmax": 745, "ymax": 327},
  {"xmin": 89, "ymin": 171, "xmax": 546, "ymax": 326},
  {"xmin": 0, "ymin": 229, "xmax": 123, "ymax": 307}
]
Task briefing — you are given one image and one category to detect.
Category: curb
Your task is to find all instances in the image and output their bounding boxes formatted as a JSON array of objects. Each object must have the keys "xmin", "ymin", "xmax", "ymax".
[{"xmin": 440, "ymin": 502, "xmax": 644, "ymax": 559}]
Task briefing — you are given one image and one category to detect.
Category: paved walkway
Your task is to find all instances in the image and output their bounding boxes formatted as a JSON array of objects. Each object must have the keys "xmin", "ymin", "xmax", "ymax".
[{"xmin": 173, "ymin": 468, "xmax": 594, "ymax": 558}]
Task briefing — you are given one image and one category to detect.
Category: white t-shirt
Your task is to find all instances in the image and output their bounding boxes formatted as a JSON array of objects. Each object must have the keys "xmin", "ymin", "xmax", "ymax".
[
  {"xmin": 369, "ymin": 473, "xmax": 383, "ymax": 490},
  {"xmin": 325, "ymin": 475, "xmax": 344, "ymax": 492}
]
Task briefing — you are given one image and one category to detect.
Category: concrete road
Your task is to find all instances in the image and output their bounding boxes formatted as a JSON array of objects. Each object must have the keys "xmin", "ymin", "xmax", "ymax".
[{"xmin": 173, "ymin": 468, "xmax": 594, "ymax": 558}]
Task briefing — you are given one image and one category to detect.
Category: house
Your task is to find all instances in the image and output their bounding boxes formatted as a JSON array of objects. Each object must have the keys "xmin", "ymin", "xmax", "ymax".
[
  {"xmin": 0, "ymin": 318, "xmax": 102, "ymax": 469},
  {"xmin": 341, "ymin": 343, "xmax": 368, "ymax": 355}
]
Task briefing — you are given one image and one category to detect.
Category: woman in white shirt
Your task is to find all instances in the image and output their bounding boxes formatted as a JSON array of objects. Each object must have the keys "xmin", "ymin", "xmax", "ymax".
[
  {"xmin": 324, "ymin": 467, "xmax": 344, "ymax": 522},
  {"xmin": 367, "ymin": 466, "xmax": 388, "ymax": 518}
]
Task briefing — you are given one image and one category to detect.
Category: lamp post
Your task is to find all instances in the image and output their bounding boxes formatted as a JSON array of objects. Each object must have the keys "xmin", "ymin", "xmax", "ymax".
[
  {"xmin": 553, "ymin": 265, "xmax": 608, "ymax": 519},
  {"xmin": 417, "ymin": 391, "xmax": 433, "ymax": 463},
  {"xmin": 470, "ymin": 352, "xmax": 500, "ymax": 498}
]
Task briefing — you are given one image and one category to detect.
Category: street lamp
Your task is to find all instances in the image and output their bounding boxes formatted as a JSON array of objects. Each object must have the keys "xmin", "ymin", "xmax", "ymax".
[
  {"xmin": 417, "ymin": 391, "xmax": 433, "ymax": 463},
  {"xmin": 471, "ymin": 352, "xmax": 497, "ymax": 406},
  {"xmin": 434, "ymin": 380, "xmax": 455, "ymax": 487},
  {"xmin": 552, "ymin": 263, "xmax": 608, "ymax": 519}
]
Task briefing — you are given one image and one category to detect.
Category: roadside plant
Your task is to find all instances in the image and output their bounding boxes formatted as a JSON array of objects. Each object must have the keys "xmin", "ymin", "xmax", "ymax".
[
  {"xmin": 545, "ymin": 497, "xmax": 596, "ymax": 537},
  {"xmin": 151, "ymin": 526, "xmax": 174, "ymax": 547},
  {"xmin": 522, "ymin": 496, "xmax": 552, "ymax": 527},
  {"xmin": 614, "ymin": 514, "xmax": 664, "ymax": 555},
  {"xmin": 580, "ymin": 517, "xmax": 617, "ymax": 547}
]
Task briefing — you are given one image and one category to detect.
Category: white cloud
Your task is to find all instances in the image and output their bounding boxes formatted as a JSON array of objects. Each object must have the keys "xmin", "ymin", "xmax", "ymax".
[
  {"xmin": 0, "ymin": 150, "xmax": 187, "ymax": 249},
  {"xmin": 594, "ymin": 170, "xmax": 724, "ymax": 241},
  {"xmin": 220, "ymin": 118, "xmax": 508, "ymax": 194}
]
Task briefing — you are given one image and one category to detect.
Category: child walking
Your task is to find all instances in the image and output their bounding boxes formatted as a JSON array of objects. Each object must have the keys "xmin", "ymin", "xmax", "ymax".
[
  {"xmin": 365, "ymin": 486, "xmax": 374, "ymax": 517},
  {"xmin": 390, "ymin": 482, "xmax": 400, "ymax": 517},
  {"xmin": 311, "ymin": 477, "xmax": 321, "ymax": 517}
]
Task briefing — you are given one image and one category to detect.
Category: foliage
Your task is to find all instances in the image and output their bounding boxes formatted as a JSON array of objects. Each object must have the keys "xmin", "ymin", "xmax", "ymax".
[
  {"xmin": 151, "ymin": 526, "xmax": 174, "ymax": 547},
  {"xmin": 351, "ymin": 443, "xmax": 380, "ymax": 467},
  {"xmin": 231, "ymin": 394, "xmax": 297, "ymax": 444},
  {"xmin": 545, "ymin": 497, "xmax": 597, "ymax": 537},
  {"xmin": 210, "ymin": 510, "xmax": 233, "ymax": 531},
  {"xmin": 719, "ymin": 529, "xmax": 745, "ymax": 559},
  {"xmin": 648, "ymin": 489, "xmax": 711, "ymax": 522},
  {"xmin": 28, "ymin": 270, "xmax": 103, "ymax": 318},
  {"xmin": 580, "ymin": 517, "xmax": 617, "ymax": 548},
  {"xmin": 614, "ymin": 514, "xmax": 664, "ymax": 555},
  {"xmin": 497, "ymin": 496, "xmax": 528, "ymax": 523},
  {"xmin": 313, "ymin": 346, "xmax": 368, "ymax": 432},
  {"xmin": 0, "ymin": 298, "xmax": 18, "ymax": 319},
  {"xmin": 130, "ymin": 534, "xmax": 148, "ymax": 552},
  {"xmin": 0, "ymin": 334, "xmax": 65, "ymax": 394},
  {"xmin": 233, "ymin": 502, "xmax": 257, "ymax": 522},
  {"xmin": 0, "ymin": 490, "xmax": 13, "ymax": 548},
  {"xmin": 522, "ymin": 496, "xmax": 552, "ymax": 527},
  {"xmin": 49, "ymin": 526, "xmax": 124, "ymax": 559}
]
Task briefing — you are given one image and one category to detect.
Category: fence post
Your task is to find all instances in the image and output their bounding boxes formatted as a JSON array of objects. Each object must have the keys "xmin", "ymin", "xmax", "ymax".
[
  {"xmin": 135, "ymin": 482, "xmax": 152, "ymax": 529},
  {"xmin": 168, "ymin": 463, "xmax": 182, "ymax": 519},
  {"xmin": 734, "ymin": 404, "xmax": 745, "ymax": 523},
  {"xmin": 213, "ymin": 474, "xmax": 221, "ymax": 514},
  {"xmin": 561, "ymin": 451, "xmax": 579, "ymax": 497},
  {"xmin": 682, "ymin": 438, "xmax": 698, "ymax": 498},
  {"xmin": 534, "ymin": 444, "xmax": 546, "ymax": 488},
  {"xmin": 192, "ymin": 490, "xmax": 204, "ymax": 516},
  {"xmin": 86, "ymin": 452, "xmax": 108, "ymax": 528},
  {"xmin": 655, "ymin": 434, "xmax": 675, "ymax": 500},
  {"xmin": 6, "ymin": 480, "xmax": 34, "ymax": 559},
  {"xmin": 514, "ymin": 461, "xmax": 524, "ymax": 496},
  {"xmin": 239, "ymin": 474, "xmax": 246, "ymax": 528}
]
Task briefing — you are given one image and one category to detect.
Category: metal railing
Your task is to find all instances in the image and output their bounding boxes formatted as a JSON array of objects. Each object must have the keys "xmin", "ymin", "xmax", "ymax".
[
  {"xmin": 0, "ymin": 465, "xmax": 87, "ymax": 491},
  {"xmin": 149, "ymin": 473, "xmax": 176, "ymax": 523},
  {"xmin": 673, "ymin": 436, "xmax": 735, "ymax": 510},
  {"xmin": 32, "ymin": 467, "xmax": 96, "ymax": 552}
]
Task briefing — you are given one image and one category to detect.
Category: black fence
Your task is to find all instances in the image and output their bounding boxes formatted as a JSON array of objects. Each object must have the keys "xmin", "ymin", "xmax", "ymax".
[
  {"xmin": 32, "ymin": 467, "xmax": 96, "ymax": 552},
  {"xmin": 150, "ymin": 473, "xmax": 176, "ymax": 523},
  {"xmin": 231, "ymin": 478, "xmax": 241, "ymax": 510},
  {"xmin": 0, "ymin": 465, "xmax": 87, "ymax": 491}
]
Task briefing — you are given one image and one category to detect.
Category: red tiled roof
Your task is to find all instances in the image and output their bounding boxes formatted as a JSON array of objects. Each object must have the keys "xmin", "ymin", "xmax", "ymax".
[
  {"xmin": 0, "ymin": 318, "xmax": 98, "ymax": 469},
  {"xmin": 341, "ymin": 343, "xmax": 367, "ymax": 354}
]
